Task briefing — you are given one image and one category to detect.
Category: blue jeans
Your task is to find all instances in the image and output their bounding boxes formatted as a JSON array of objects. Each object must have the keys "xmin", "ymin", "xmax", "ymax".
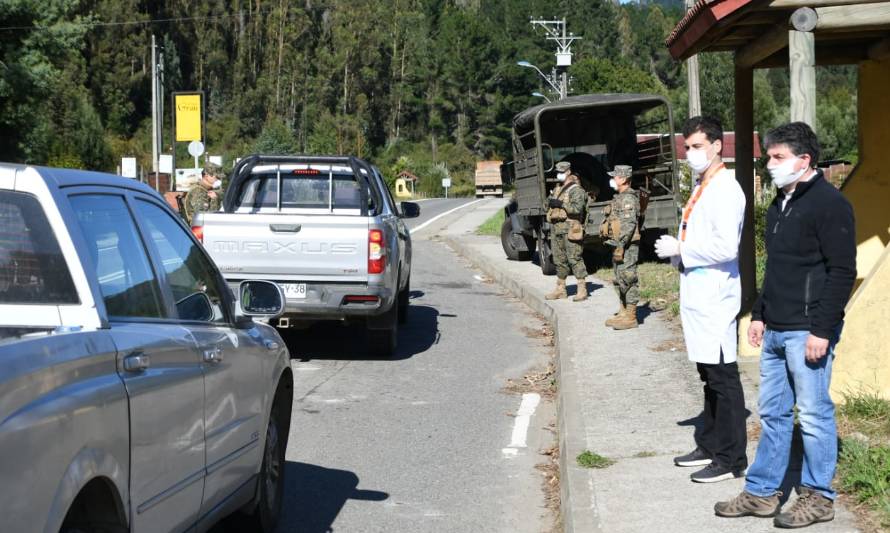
[{"xmin": 745, "ymin": 329, "xmax": 837, "ymax": 500}]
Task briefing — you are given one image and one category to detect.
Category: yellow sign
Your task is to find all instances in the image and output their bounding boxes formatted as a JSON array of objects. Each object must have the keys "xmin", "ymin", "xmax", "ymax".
[{"xmin": 174, "ymin": 94, "xmax": 202, "ymax": 142}]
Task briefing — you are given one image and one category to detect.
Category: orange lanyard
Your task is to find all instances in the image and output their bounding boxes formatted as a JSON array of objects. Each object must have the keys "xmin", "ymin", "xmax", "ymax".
[{"xmin": 680, "ymin": 164, "xmax": 724, "ymax": 242}]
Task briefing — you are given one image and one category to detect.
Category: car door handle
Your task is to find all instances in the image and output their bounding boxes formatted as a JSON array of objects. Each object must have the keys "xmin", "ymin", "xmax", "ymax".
[
  {"xmin": 203, "ymin": 347, "xmax": 224, "ymax": 364},
  {"xmin": 123, "ymin": 352, "xmax": 150, "ymax": 373},
  {"xmin": 264, "ymin": 340, "xmax": 280, "ymax": 351}
]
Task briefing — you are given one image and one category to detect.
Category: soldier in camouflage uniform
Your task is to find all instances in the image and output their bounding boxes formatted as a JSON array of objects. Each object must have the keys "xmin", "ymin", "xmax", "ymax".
[
  {"xmin": 544, "ymin": 161, "xmax": 589, "ymax": 302},
  {"xmin": 602, "ymin": 164, "xmax": 641, "ymax": 329},
  {"xmin": 184, "ymin": 163, "xmax": 224, "ymax": 225}
]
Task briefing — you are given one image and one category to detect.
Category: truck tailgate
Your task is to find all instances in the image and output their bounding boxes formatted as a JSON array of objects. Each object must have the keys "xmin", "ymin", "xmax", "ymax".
[{"xmin": 201, "ymin": 213, "xmax": 369, "ymax": 282}]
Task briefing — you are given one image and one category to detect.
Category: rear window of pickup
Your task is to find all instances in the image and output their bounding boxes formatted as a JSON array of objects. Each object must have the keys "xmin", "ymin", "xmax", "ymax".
[
  {"xmin": 0, "ymin": 190, "xmax": 78, "ymax": 305},
  {"xmin": 237, "ymin": 165, "xmax": 370, "ymax": 212}
]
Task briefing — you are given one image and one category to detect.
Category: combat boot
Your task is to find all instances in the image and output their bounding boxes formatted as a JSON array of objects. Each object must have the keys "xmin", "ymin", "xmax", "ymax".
[
  {"xmin": 572, "ymin": 278, "xmax": 588, "ymax": 302},
  {"xmin": 611, "ymin": 303, "xmax": 638, "ymax": 330},
  {"xmin": 545, "ymin": 279, "xmax": 567, "ymax": 300},
  {"xmin": 605, "ymin": 296, "xmax": 626, "ymax": 327}
]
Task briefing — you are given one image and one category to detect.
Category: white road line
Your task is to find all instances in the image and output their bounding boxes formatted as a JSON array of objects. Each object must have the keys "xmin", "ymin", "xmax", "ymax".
[
  {"xmin": 408, "ymin": 199, "xmax": 485, "ymax": 234},
  {"xmin": 502, "ymin": 392, "xmax": 541, "ymax": 458}
]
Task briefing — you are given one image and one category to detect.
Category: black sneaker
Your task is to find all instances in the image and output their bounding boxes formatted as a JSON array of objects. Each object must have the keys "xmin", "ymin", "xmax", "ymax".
[
  {"xmin": 691, "ymin": 463, "xmax": 745, "ymax": 483},
  {"xmin": 674, "ymin": 447, "xmax": 712, "ymax": 467}
]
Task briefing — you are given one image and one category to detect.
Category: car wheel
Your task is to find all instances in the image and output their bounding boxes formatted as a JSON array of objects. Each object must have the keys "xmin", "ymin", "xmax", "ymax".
[
  {"xmin": 398, "ymin": 275, "xmax": 410, "ymax": 325},
  {"xmin": 537, "ymin": 234, "xmax": 557, "ymax": 276},
  {"xmin": 251, "ymin": 403, "xmax": 285, "ymax": 532},
  {"xmin": 367, "ymin": 306, "xmax": 398, "ymax": 358}
]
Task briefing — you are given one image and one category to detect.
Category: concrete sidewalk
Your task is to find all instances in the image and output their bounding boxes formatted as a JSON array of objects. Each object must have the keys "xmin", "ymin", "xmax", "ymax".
[{"xmin": 435, "ymin": 200, "xmax": 859, "ymax": 533}]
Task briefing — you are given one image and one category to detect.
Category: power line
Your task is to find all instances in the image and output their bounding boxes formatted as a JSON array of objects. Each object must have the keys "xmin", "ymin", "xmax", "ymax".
[{"xmin": 0, "ymin": 6, "xmax": 315, "ymax": 32}]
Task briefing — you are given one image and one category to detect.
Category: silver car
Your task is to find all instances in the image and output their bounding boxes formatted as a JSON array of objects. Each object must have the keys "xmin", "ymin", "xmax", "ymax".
[{"xmin": 0, "ymin": 164, "xmax": 292, "ymax": 532}]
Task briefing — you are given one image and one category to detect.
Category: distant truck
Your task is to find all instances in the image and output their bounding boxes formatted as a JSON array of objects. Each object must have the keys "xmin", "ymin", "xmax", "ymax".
[
  {"xmin": 474, "ymin": 160, "xmax": 504, "ymax": 198},
  {"xmin": 499, "ymin": 94, "xmax": 681, "ymax": 274}
]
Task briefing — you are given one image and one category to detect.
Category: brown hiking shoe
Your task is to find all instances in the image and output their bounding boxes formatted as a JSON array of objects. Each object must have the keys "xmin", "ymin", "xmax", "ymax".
[
  {"xmin": 604, "ymin": 305, "xmax": 626, "ymax": 327},
  {"xmin": 611, "ymin": 303, "xmax": 638, "ymax": 330},
  {"xmin": 572, "ymin": 278, "xmax": 588, "ymax": 302},
  {"xmin": 715, "ymin": 491, "xmax": 781, "ymax": 518},
  {"xmin": 545, "ymin": 279, "xmax": 567, "ymax": 300},
  {"xmin": 774, "ymin": 487, "xmax": 834, "ymax": 528}
]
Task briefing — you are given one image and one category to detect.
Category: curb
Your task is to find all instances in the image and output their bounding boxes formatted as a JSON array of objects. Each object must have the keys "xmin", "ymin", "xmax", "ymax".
[{"xmin": 442, "ymin": 236, "xmax": 602, "ymax": 533}]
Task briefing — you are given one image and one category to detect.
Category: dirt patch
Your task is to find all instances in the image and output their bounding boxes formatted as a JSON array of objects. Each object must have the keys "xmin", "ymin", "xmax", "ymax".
[
  {"xmin": 536, "ymin": 439, "xmax": 562, "ymax": 533},
  {"xmin": 504, "ymin": 364, "xmax": 557, "ymax": 400},
  {"xmin": 650, "ymin": 337, "xmax": 686, "ymax": 353}
]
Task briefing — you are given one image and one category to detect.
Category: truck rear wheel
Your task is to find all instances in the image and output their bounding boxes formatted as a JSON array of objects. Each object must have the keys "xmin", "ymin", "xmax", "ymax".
[
  {"xmin": 537, "ymin": 234, "xmax": 557, "ymax": 276},
  {"xmin": 501, "ymin": 218, "xmax": 531, "ymax": 261},
  {"xmin": 367, "ymin": 305, "xmax": 398, "ymax": 358}
]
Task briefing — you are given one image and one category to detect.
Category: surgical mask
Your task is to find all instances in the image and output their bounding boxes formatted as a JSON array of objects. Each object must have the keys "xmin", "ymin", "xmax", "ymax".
[
  {"xmin": 212, "ymin": 179, "xmax": 222, "ymax": 189},
  {"xmin": 609, "ymin": 179, "xmax": 618, "ymax": 191},
  {"xmin": 768, "ymin": 157, "xmax": 806, "ymax": 188},
  {"xmin": 557, "ymin": 172, "xmax": 567, "ymax": 182},
  {"xmin": 686, "ymin": 148, "xmax": 714, "ymax": 174}
]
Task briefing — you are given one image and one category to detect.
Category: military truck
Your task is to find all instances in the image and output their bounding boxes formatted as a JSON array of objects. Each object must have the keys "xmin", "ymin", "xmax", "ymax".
[
  {"xmin": 499, "ymin": 94, "xmax": 681, "ymax": 274},
  {"xmin": 474, "ymin": 160, "xmax": 504, "ymax": 197}
]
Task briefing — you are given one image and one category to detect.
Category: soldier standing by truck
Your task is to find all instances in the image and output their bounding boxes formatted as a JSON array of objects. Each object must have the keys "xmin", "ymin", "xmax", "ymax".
[
  {"xmin": 602, "ymin": 164, "xmax": 641, "ymax": 329},
  {"xmin": 544, "ymin": 161, "xmax": 589, "ymax": 302},
  {"xmin": 184, "ymin": 163, "xmax": 224, "ymax": 225}
]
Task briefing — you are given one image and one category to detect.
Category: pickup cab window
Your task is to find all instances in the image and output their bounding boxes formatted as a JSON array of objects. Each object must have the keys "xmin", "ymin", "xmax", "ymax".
[
  {"xmin": 69, "ymin": 194, "xmax": 165, "ymax": 318},
  {"xmin": 135, "ymin": 200, "xmax": 228, "ymax": 323},
  {"xmin": 0, "ymin": 191, "xmax": 78, "ymax": 305},
  {"xmin": 238, "ymin": 168, "xmax": 368, "ymax": 212}
]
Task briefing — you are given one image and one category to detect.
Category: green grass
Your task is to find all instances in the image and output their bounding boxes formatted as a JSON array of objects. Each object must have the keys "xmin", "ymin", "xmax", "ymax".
[
  {"xmin": 576, "ymin": 450, "xmax": 615, "ymax": 469},
  {"xmin": 837, "ymin": 392, "xmax": 890, "ymax": 528},
  {"xmin": 594, "ymin": 261, "xmax": 680, "ymax": 317},
  {"xmin": 476, "ymin": 209, "xmax": 504, "ymax": 236},
  {"xmin": 634, "ymin": 450, "xmax": 657, "ymax": 458}
]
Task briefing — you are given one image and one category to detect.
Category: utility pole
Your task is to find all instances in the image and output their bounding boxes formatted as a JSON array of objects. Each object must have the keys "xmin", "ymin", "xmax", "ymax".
[
  {"xmin": 151, "ymin": 34, "xmax": 159, "ymax": 174},
  {"xmin": 685, "ymin": 0, "xmax": 702, "ymax": 118},
  {"xmin": 529, "ymin": 17, "xmax": 580, "ymax": 100}
]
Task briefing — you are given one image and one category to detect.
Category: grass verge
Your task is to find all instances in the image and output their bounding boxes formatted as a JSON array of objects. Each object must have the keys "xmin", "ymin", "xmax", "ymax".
[
  {"xmin": 576, "ymin": 450, "xmax": 615, "ymax": 469},
  {"xmin": 476, "ymin": 209, "xmax": 504, "ymax": 236},
  {"xmin": 836, "ymin": 391, "xmax": 890, "ymax": 530},
  {"xmin": 594, "ymin": 261, "xmax": 680, "ymax": 318}
]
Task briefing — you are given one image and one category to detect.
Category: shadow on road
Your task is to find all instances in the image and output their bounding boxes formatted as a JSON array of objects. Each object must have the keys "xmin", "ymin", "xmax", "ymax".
[
  {"xmin": 280, "ymin": 305, "xmax": 440, "ymax": 362},
  {"xmin": 276, "ymin": 461, "xmax": 389, "ymax": 533}
]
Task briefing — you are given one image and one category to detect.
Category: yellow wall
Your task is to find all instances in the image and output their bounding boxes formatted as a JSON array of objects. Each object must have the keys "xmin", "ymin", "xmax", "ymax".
[{"xmin": 830, "ymin": 59, "xmax": 890, "ymax": 401}]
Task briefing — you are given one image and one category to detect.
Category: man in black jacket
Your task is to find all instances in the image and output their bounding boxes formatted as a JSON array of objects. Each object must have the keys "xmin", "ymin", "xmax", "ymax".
[{"xmin": 715, "ymin": 122, "xmax": 856, "ymax": 529}]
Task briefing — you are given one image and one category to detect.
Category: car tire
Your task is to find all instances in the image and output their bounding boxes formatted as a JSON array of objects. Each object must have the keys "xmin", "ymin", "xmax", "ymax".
[
  {"xmin": 537, "ymin": 234, "xmax": 557, "ymax": 276},
  {"xmin": 250, "ymin": 402, "xmax": 285, "ymax": 532},
  {"xmin": 367, "ymin": 305, "xmax": 398, "ymax": 358},
  {"xmin": 398, "ymin": 275, "xmax": 410, "ymax": 325}
]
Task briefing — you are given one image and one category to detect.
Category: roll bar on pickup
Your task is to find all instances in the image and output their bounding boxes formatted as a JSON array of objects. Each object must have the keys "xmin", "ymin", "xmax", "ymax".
[{"xmin": 222, "ymin": 154, "xmax": 382, "ymax": 216}]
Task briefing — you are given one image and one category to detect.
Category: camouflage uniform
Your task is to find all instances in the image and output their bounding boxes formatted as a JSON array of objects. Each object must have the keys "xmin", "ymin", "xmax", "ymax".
[
  {"xmin": 608, "ymin": 188, "xmax": 641, "ymax": 306},
  {"xmin": 548, "ymin": 176, "xmax": 588, "ymax": 280},
  {"xmin": 184, "ymin": 164, "xmax": 224, "ymax": 225}
]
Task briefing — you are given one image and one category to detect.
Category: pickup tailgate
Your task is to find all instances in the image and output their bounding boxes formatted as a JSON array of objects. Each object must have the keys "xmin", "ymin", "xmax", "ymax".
[{"xmin": 202, "ymin": 213, "xmax": 369, "ymax": 282}]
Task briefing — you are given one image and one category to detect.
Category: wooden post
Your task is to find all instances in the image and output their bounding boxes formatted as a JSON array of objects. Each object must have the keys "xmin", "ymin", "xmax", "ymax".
[
  {"xmin": 734, "ymin": 63, "xmax": 757, "ymax": 314},
  {"xmin": 686, "ymin": 0, "xmax": 702, "ymax": 118},
  {"xmin": 790, "ymin": 29, "xmax": 816, "ymax": 127}
]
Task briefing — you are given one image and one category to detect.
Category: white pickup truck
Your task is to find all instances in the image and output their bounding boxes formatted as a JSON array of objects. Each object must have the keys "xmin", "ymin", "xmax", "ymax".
[{"xmin": 193, "ymin": 155, "xmax": 420, "ymax": 356}]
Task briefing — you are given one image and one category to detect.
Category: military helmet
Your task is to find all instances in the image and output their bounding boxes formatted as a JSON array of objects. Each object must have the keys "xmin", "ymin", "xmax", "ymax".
[
  {"xmin": 203, "ymin": 162, "xmax": 224, "ymax": 180},
  {"xmin": 555, "ymin": 161, "xmax": 571, "ymax": 173},
  {"xmin": 607, "ymin": 164, "xmax": 633, "ymax": 178}
]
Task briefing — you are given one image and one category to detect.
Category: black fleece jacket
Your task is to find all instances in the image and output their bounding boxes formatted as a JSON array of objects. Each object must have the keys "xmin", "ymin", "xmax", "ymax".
[{"xmin": 751, "ymin": 170, "xmax": 856, "ymax": 339}]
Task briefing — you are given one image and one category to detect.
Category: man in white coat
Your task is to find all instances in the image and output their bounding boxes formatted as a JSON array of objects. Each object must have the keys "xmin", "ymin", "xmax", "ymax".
[{"xmin": 655, "ymin": 116, "xmax": 748, "ymax": 483}]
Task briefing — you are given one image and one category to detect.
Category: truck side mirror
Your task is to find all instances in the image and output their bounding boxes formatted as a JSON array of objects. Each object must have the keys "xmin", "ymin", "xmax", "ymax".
[
  {"xmin": 238, "ymin": 280, "xmax": 285, "ymax": 318},
  {"xmin": 400, "ymin": 202, "xmax": 421, "ymax": 219}
]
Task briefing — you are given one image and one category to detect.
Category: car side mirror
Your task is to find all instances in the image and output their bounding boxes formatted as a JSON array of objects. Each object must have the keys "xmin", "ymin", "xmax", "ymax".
[
  {"xmin": 238, "ymin": 280, "xmax": 285, "ymax": 319},
  {"xmin": 400, "ymin": 201, "xmax": 421, "ymax": 219},
  {"xmin": 176, "ymin": 292, "xmax": 215, "ymax": 322}
]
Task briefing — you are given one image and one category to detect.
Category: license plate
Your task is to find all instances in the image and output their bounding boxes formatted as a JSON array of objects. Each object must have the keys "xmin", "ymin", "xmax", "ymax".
[{"xmin": 282, "ymin": 283, "xmax": 307, "ymax": 299}]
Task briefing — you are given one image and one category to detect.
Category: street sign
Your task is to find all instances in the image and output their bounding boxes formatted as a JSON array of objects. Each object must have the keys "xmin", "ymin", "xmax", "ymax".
[
  {"xmin": 158, "ymin": 154, "xmax": 173, "ymax": 174},
  {"xmin": 442, "ymin": 178, "xmax": 451, "ymax": 188},
  {"xmin": 208, "ymin": 155, "xmax": 223, "ymax": 166},
  {"xmin": 188, "ymin": 140, "xmax": 205, "ymax": 157},
  {"xmin": 121, "ymin": 157, "xmax": 137, "ymax": 179},
  {"xmin": 174, "ymin": 93, "xmax": 203, "ymax": 142}
]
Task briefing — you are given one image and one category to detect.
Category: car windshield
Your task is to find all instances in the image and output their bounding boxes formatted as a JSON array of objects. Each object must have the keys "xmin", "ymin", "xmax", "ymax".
[{"xmin": 0, "ymin": 191, "xmax": 78, "ymax": 305}]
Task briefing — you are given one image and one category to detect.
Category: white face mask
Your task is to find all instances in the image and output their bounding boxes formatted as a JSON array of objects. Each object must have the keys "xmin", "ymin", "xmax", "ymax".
[
  {"xmin": 557, "ymin": 172, "xmax": 567, "ymax": 182},
  {"xmin": 686, "ymin": 148, "xmax": 714, "ymax": 174},
  {"xmin": 212, "ymin": 179, "xmax": 222, "ymax": 189},
  {"xmin": 768, "ymin": 157, "xmax": 806, "ymax": 188},
  {"xmin": 609, "ymin": 178, "xmax": 618, "ymax": 191}
]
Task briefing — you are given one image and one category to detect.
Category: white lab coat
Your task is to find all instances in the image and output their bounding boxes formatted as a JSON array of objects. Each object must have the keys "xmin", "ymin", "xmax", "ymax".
[{"xmin": 678, "ymin": 167, "xmax": 746, "ymax": 364}]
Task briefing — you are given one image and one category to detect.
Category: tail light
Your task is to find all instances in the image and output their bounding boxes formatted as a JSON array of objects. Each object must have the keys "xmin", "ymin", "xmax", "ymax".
[
  {"xmin": 368, "ymin": 229, "xmax": 385, "ymax": 274},
  {"xmin": 191, "ymin": 225, "xmax": 204, "ymax": 243}
]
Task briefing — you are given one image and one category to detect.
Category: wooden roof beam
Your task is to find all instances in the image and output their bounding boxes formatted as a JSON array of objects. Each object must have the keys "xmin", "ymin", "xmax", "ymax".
[
  {"xmin": 736, "ymin": 23, "xmax": 789, "ymax": 67},
  {"xmin": 814, "ymin": 3, "xmax": 890, "ymax": 31},
  {"xmin": 869, "ymin": 36, "xmax": 890, "ymax": 60},
  {"xmin": 768, "ymin": 0, "xmax": 889, "ymax": 8}
]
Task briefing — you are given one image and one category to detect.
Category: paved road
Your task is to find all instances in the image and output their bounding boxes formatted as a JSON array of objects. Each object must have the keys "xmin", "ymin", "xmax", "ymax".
[{"xmin": 233, "ymin": 198, "xmax": 555, "ymax": 532}]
